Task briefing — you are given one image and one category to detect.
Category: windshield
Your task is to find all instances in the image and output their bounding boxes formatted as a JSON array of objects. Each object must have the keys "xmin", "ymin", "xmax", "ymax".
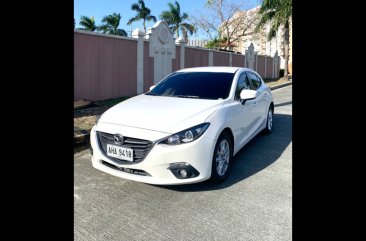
[{"xmin": 146, "ymin": 72, "xmax": 235, "ymax": 100}]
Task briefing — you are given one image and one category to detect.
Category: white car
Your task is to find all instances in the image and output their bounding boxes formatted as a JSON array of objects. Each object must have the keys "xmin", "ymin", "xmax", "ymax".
[{"xmin": 90, "ymin": 67, "xmax": 274, "ymax": 185}]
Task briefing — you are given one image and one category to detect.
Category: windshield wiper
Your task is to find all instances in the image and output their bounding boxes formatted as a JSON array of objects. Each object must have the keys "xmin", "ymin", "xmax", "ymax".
[
  {"xmin": 175, "ymin": 95, "xmax": 200, "ymax": 99},
  {"xmin": 146, "ymin": 92, "xmax": 159, "ymax": 96}
]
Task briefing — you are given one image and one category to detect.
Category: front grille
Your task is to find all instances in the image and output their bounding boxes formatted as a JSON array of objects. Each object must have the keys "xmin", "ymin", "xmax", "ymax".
[
  {"xmin": 101, "ymin": 161, "xmax": 151, "ymax": 176},
  {"xmin": 96, "ymin": 131, "xmax": 154, "ymax": 165}
]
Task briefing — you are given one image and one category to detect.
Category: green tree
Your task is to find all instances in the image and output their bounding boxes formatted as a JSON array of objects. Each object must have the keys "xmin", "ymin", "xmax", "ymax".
[
  {"xmin": 127, "ymin": 0, "xmax": 157, "ymax": 33},
  {"xmin": 98, "ymin": 13, "xmax": 128, "ymax": 36},
  {"xmin": 160, "ymin": 1, "xmax": 196, "ymax": 40},
  {"xmin": 205, "ymin": 36, "xmax": 227, "ymax": 49},
  {"xmin": 255, "ymin": 0, "xmax": 292, "ymax": 78},
  {"xmin": 79, "ymin": 16, "xmax": 97, "ymax": 31}
]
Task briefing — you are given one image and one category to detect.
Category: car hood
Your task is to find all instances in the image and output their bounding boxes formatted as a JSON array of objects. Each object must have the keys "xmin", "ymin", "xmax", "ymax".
[{"xmin": 99, "ymin": 94, "xmax": 224, "ymax": 134}]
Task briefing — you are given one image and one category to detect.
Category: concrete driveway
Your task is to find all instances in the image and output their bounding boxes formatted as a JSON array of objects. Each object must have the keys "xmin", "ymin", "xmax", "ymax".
[{"xmin": 74, "ymin": 85, "xmax": 292, "ymax": 241}]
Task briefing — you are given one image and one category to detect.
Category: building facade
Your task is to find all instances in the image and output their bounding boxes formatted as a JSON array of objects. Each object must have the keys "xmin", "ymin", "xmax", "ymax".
[{"xmin": 229, "ymin": 6, "xmax": 292, "ymax": 72}]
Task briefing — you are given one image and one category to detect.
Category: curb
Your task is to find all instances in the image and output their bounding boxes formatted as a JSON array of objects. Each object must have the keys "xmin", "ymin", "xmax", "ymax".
[
  {"xmin": 74, "ymin": 128, "xmax": 90, "ymax": 145},
  {"xmin": 269, "ymin": 81, "xmax": 292, "ymax": 90}
]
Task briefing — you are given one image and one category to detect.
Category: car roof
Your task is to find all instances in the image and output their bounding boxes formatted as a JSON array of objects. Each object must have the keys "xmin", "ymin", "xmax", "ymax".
[{"xmin": 177, "ymin": 66, "xmax": 251, "ymax": 73}]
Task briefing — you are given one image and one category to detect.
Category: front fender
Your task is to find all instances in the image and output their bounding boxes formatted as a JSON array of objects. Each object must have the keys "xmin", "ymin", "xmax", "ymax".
[{"xmin": 204, "ymin": 102, "xmax": 236, "ymax": 143}]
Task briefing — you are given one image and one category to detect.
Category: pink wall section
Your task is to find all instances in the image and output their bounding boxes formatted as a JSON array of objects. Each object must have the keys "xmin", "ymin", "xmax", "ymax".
[
  {"xmin": 232, "ymin": 54, "xmax": 245, "ymax": 67},
  {"xmin": 98, "ymin": 36, "xmax": 121, "ymax": 100},
  {"xmin": 119, "ymin": 39, "xmax": 138, "ymax": 96},
  {"xmin": 213, "ymin": 51, "xmax": 229, "ymax": 66},
  {"xmin": 75, "ymin": 32, "xmax": 278, "ymax": 100},
  {"xmin": 74, "ymin": 33, "xmax": 99, "ymax": 101},
  {"xmin": 266, "ymin": 58, "xmax": 273, "ymax": 78},
  {"xmin": 74, "ymin": 32, "xmax": 137, "ymax": 101},
  {"xmin": 143, "ymin": 41, "xmax": 154, "ymax": 92},
  {"xmin": 172, "ymin": 46, "xmax": 181, "ymax": 72},
  {"xmin": 185, "ymin": 47, "xmax": 209, "ymax": 67},
  {"xmin": 256, "ymin": 55, "xmax": 266, "ymax": 77}
]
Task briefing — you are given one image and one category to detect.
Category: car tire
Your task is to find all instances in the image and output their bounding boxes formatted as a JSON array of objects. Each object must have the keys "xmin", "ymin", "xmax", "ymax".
[
  {"xmin": 210, "ymin": 132, "xmax": 233, "ymax": 184},
  {"xmin": 263, "ymin": 107, "xmax": 273, "ymax": 135}
]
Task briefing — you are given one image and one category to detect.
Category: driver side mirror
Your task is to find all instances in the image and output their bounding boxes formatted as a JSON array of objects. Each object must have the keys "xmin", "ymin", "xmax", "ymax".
[
  {"xmin": 149, "ymin": 85, "xmax": 156, "ymax": 91},
  {"xmin": 240, "ymin": 89, "xmax": 257, "ymax": 105}
]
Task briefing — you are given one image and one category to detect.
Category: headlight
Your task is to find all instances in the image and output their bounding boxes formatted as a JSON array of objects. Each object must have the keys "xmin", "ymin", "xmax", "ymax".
[{"xmin": 159, "ymin": 123, "xmax": 210, "ymax": 145}]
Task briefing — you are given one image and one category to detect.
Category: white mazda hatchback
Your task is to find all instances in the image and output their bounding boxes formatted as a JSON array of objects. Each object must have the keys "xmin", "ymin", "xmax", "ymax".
[{"xmin": 90, "ymin": 67, "xmax": 274, "ymax": 185}]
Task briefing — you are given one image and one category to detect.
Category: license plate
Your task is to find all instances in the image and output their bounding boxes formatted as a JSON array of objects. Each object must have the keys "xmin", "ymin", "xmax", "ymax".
[{"xmin": 106, "ymin": 144, "xmax": 133, "ymax": 162}]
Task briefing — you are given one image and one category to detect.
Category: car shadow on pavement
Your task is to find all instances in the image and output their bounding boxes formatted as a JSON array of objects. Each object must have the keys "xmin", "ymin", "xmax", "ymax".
[{"xmin": 159, "ymin": 113, "xmax": 292, "ymax": 192}]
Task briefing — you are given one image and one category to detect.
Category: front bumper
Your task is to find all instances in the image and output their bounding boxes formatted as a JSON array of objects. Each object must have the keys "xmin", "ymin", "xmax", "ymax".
[{"xmin": 90, "ymin": 124, "xmax": 216, "ymax": 185}]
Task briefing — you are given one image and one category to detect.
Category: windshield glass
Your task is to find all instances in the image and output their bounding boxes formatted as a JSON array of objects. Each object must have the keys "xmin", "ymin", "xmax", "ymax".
[{"xmin": 146, "ymin": 72, "xmax": 235, "ymax": 100}]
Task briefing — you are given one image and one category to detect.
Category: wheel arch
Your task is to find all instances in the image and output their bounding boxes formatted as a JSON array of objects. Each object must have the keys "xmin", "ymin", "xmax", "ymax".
[
  {"xmin": 270, "ymin": 101, "xmax": 274, "ymax": 113},
  {"xmin": 220, "ymin": 127, "xmax": 234, "ymax": 153}
]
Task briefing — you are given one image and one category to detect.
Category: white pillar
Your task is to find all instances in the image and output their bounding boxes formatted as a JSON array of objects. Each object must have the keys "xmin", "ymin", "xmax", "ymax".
[
  {"xmin": 132, "ymin": 28, "xmax": 145, "ymax": 94},
  {"xmin": 175, "ymin": 37, "xmax": 185, "ymax": 69},
  {"xmin": 245, "ymin": 43, "xmax": 255, "ymax": 70},
  {"xmin": 208, "ymin": 50, "xmax": 213, "ymax": 66},
  {"xmin": 146, "ymin": 21, "xmax": 176, "ymax": 84}
]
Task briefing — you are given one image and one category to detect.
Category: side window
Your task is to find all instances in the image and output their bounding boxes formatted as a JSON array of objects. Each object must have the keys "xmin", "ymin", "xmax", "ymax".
[
  {"xmin": 235, "ymin": 72, "xmax": 251, "ymax": 100},
  {"xmin": 247, "ymin": 72, "xmax": 262, "ymax": 90}
]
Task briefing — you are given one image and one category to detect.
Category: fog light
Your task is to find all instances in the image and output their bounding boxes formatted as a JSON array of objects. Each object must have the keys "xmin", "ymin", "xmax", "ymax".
[
  {"xmin": 168, "ymin": 163, "xmax": 200, "ymax": 179},
  {"xmin": 178, "ymin": 169, "xmax": 188, "ymax": 178}
]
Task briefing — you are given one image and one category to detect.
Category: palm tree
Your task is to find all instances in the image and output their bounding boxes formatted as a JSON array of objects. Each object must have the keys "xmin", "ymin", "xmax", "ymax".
[
  {"xmin": 255, "ymin": 0, "xmax": 292, "ymax": 79},
  {"xmin": 79, "ymin": 16, "xmax": 97, "ymax": 31},
  {"xmin": 127, "ymin": 0, "xmax": 157, "ymax": 33},
  {"xmin": 98, "ymin": 13, "xmax": 127, "ymax": 36},
  {"xmin": 160, "ymin": 1, "xmax": 196, "ymax": 40}
]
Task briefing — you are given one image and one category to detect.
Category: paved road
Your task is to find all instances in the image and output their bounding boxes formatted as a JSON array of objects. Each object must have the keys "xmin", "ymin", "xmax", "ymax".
[{"xmin": 74, "ymin": 85, "xmax": 292, "ymax": 241}]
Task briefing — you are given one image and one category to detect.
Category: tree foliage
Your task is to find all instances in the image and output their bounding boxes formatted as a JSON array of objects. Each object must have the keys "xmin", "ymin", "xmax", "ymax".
[
  {"xmin": 79, "ymin": 16, "xmax": 97, "ymax": 31},
  {"xmin": 160, "ymin": 1, "xmax": 196, "ymax": 40},
  {"xmin": 255, "ymin": 0, "xmax": 292, "ymax": 77},
  {"xmin": 98, "ymin": 13, "xmax": 127, "ymax": 36},
  {"xmin": 127, "ymin": 0, "xmax": 157, "ymax": 33}
]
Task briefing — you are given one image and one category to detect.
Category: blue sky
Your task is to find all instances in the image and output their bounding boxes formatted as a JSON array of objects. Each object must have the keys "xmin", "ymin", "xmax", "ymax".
[{"xmin": 74, "ymin": 0, "xmax": 260, "ymax": 39}]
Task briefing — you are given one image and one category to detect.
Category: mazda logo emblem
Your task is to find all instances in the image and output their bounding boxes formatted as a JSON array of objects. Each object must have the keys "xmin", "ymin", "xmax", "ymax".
[{"xmin": 114, "ymin": 134, "xmax": 124, "ymax": 145}]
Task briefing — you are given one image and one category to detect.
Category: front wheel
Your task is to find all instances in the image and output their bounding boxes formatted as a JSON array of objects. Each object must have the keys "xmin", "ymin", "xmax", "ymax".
[
  {"xmin": 210, "ymin": 132, "xmax": 233, "ymax": 184},
  {"xmin": 263, "ymin": 107, "xmax": 273, "ymax": 135}
]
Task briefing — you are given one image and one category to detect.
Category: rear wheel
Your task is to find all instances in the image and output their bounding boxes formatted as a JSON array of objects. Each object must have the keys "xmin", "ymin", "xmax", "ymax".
[{"xmin": 210, "ymin": 132, "xmax": 233, "ymax": 184}]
